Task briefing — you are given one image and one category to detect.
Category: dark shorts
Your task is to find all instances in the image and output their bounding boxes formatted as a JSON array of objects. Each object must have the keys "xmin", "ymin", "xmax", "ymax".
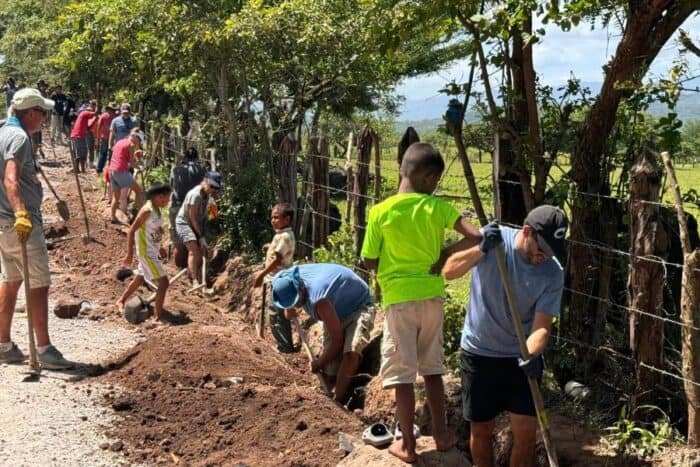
[
  {"xmin": 71, "ymin": 137, "xmax": 87, "ymax": 160},
  {"xmin": 460, "ymin": 350, "xmax": 538, "ymax": 422}
]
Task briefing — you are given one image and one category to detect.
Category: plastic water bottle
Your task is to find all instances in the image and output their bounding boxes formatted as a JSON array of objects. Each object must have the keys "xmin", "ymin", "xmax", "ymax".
[{"xmin": 564, "ymin": 380, "xmax": 591, "ymax": 400}]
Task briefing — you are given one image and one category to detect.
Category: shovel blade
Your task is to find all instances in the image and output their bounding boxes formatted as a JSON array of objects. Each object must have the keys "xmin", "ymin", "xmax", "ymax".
[{"xmin": 57, "ymin": 200, "xmax": 70, "ymax": 221}]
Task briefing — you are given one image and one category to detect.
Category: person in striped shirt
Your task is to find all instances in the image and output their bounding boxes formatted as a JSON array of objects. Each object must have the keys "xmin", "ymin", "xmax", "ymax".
[{"xmin": 117, "ymin": 182, "xmax": 172, "ymax": 321}]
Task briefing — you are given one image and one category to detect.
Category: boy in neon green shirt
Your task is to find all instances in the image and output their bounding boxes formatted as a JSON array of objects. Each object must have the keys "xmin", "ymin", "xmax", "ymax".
[{"xmin": 361, "ymin": 142, "xmax": 481, "ymax": 463}]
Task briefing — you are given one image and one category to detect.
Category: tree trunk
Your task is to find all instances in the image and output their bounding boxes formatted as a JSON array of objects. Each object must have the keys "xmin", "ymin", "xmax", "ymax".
[
  {"xmin": 277, "ymin": 134, "xmax": 297, "ymax": 204},
  {"xmin": 215, "ymin": 67, "xmax": 240, "ymax": 170},
  {"xmin": 627, "ymin": 150, "xmax": 667, "ymax": 413},
  {"xmin": 567, "ymin": 1, "xmax": 696, "ymax": 370}
]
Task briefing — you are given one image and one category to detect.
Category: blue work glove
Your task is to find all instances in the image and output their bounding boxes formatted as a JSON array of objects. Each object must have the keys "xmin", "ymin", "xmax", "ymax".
[
  {"xmin": 518, "ymin": 355, "xmax": 544, "ymax": 379},
  {"xmin": 479, "ymin": 222, "xmax": 503, "ymax": 253}
]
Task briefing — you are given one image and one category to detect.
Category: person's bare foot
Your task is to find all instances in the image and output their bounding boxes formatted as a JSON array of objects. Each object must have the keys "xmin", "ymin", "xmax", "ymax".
[
  {"xmin": 115, "ymin": 300, "xmax": 125, "ymax": 313},
  {"xmin": 388, "ymin": 439, "xmax": 417, "ymax": 464},
  {"xmin": 434, "ymin": 431, "xmax": 458, "ymax": 451}
]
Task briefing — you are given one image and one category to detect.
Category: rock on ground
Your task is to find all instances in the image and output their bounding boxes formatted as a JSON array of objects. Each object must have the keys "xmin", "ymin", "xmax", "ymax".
[{"xmin": 338, "ymin": 438, "xmax": 471, "ymax": 467}]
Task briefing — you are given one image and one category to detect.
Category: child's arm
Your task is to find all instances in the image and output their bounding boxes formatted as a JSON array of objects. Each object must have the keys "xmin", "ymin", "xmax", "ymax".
[
  {"xmin": 253, "ymin": 253, "xmax": 281, "ymax": 288},
  {"xmin": 123, "ymin": 208, "xmax": 150, "ymax": 266},
  {"xmin": 431, "ymin": 216, "xmax": 483, "ymax": 274}
]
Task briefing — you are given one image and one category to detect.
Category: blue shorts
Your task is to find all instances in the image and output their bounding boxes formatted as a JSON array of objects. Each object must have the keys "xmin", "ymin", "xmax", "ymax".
[{"xmin": 110, "ymin": 170, "xmax": 136, "ymax": 190}]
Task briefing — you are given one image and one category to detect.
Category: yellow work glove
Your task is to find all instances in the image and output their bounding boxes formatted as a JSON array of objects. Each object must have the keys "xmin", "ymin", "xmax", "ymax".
[{"xmin": 14, "ymin": 210, "xmax": 32, "ymax": 243}]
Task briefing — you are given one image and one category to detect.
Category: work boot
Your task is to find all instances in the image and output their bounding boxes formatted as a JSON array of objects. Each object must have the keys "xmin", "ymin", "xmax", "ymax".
[
  {"xmin": 0, "ymin": 343, "xmax": 26, "ymax": 364},
  {"xmin": 38, "ymin": 345, "xmax": 73, "ymax": 370}
]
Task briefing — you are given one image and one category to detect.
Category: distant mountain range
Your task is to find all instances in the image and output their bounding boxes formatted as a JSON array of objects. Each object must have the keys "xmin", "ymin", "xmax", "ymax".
[{"xmin": 396, "ymin": 82, "xmax": 700, "ymax": 132}]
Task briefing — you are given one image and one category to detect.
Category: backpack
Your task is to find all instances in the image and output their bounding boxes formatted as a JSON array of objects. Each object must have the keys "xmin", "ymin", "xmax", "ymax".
[{"xmin": 171, "ymin": 161, "xmax": 206, "ymax": 205}]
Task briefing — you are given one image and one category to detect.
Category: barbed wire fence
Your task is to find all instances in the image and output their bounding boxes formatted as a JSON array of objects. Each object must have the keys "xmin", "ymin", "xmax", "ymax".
[{"xmin": 152, "ymin": 121, "xmax": 700, "ymax": 436}]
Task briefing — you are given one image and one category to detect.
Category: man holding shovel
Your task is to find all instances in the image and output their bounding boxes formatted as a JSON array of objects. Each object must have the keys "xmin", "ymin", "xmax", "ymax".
[
  {"xmin": 0, "ymin": 88, "xmax": 72, "ymax": 369},
  {"xmin": 271, "ymin": 263, "xmax": 375, "ymax": 404},
  {"xmin": 442, "ymin": 205, "xmax": 567, "ymax": 467}
]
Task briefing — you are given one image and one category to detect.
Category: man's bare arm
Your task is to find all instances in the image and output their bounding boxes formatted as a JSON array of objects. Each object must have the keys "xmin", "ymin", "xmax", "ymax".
[{"xmin": 4, "ymin": 158, "xmax": 25, "ymax": 213}]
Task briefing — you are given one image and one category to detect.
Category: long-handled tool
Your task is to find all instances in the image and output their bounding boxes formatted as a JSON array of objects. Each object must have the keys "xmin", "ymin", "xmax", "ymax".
[
  {"xmin": 256, "ymin": 282, "xmax": 267, "ymax": 338},
  {"xmin": 67, "ymin": 141, "xmax": 91, "ymax": 243},
  {"xmin": 123, "ymin": 268, "xmax": 188, "ymax": 324},
  {"xmin": 37, "ymin": 167, "xmax": 70, "ymax": 221},
  {"xmin": 292, "ymin": 316, "xmax": 331, "ymax": 395},
  {"xmin": 452, "ymin": 127, "xmax": 559, "ymax": 466},
  {"xmin": 20, "ymin": 239, "xmax": 40, "ymax": 375}
]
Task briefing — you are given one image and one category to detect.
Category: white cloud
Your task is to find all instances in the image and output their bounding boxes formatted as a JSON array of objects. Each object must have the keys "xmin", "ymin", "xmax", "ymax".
[{"xmin": 397, "ymin": 13, "xmax": 700, "ymax": 99}]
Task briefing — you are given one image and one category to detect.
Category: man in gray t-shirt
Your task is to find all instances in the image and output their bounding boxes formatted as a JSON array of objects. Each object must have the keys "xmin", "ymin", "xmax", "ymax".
[
  {"xmin": 175, "ymin": 172, "xmax": 221, "ymax": 286},
  {"xmin": 442, "ymin": 205, "xmax": 567, "ymax": 467},
  {"xmin": 0, "ymin": 88, "xmax": 72, "ymax": 369}
]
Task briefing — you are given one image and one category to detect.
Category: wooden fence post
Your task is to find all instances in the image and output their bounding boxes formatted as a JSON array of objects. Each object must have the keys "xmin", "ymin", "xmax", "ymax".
[
  {"xmin": 312, "ymin": 137, "xmax": 330, "ymax": 248},
  {"xmin": 345, "ymin": 132, "xmax": 354, "ymax": 224},
  {"xmin": 628, "ymin": 149, "xmax": 668, "ymax": 414},
  {"xmin": 354, "ymin": 125, "xmax": 373, "ymax": 258},
  {"xmin": 397, "ymin": 127, "xmax": 419, "ymax": 187},
  {"xmin": 662, "ymin": 151, "xmax": 700, "ymax": 447},
  {"xmin": 372, "ymin": 131, "xmax": 381, "ymax": 202}
]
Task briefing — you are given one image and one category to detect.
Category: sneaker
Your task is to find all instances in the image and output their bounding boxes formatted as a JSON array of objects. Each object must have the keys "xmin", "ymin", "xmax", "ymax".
[
  {"xmin": 0, "ymin": 343, "xmax": 26, "ymax": 364},
  {"xmin": 38, "ymin": 345, "xmax": 73, "ymax": 370}
]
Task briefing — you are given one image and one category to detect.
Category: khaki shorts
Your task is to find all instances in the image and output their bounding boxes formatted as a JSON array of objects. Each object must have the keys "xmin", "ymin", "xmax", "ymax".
[
  {"xmin": 0, "ymin": 219, "xmax": 51, "ymax": 288},
  {"xmin": 380, "ymin": 297, "xmax": 445, "ymax": 388},
  {"xmin": 322, "ymin": 304, "xmax": 375, "ymax": 376}
]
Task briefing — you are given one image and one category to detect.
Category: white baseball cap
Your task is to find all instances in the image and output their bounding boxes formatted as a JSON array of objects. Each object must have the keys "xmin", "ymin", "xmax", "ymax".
[{"xmin": 11, "ymin": 88, "xmax": 54, "ymax": 111}]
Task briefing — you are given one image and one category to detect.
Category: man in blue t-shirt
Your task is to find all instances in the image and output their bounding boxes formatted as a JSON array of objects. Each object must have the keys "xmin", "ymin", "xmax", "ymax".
[
  {"xmin": 443, "ymin": 205, "xmax": 567, "ymax": 467},
  {"xmin": 271, "ymin": 263, "xmax": 375, "ymax": 404},
  {"xmin": 108, "ymin": 103, "xmax": 136, "ymax": 148}
]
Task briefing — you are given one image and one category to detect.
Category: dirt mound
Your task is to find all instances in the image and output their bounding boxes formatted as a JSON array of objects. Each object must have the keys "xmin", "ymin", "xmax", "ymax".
[
  {"xmin": 338, "ymin": 438, "xmax": 471, "ymax": 466},
  {"xmin": 211, "ymin": 255, "xmax": 261, "ymax": 318},
  {"xmin": 100, "ymin": 325, "xmax": 364, "ymax": 466}
]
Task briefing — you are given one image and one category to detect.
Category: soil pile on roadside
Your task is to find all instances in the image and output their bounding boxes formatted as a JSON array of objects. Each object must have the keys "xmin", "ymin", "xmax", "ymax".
[{"xmin": 100, "ymin": 325, "xmax": 363, "ymax": 466}]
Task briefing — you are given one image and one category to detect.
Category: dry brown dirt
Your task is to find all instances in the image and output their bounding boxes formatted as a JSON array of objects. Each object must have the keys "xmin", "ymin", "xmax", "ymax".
[{"xmin": 37, "ymin": 136, "xmax": 695, "ymax": 466}]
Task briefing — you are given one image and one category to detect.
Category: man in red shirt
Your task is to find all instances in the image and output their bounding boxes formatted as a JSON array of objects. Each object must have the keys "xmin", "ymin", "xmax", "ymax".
[
  {"xmin": 95, "ymin": 103, "xmax": 117, "ymax": 174},
  {"xmin": 69, "ymin": 102, "xmax": 95, "ymax": 173}
]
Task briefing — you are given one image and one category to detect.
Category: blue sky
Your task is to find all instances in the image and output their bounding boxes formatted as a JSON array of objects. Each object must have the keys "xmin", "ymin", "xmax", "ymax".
[{"xmin": 397, "ymin": 14, "xmax": 700, "ymax": 120}]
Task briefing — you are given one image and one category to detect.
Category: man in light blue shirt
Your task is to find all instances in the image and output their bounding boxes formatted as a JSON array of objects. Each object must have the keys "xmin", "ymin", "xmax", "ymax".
[
  {"xmin": 271, "ymin": 263, "xmax": 375, "ymax": 404},
  {"xmin": 443, "ymin": 205, "xmax": 567, "ymax": 467}
]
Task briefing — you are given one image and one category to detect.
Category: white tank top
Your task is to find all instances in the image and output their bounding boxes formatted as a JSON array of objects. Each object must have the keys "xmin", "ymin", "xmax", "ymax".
[{"xmin": 136, "ymin": 201, "xmax": 164, "ymax": 258}]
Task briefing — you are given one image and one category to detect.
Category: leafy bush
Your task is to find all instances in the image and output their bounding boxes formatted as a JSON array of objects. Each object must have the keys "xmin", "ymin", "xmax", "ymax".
[
  {"xmin": 600, "ymin": 405, "xmax": 682, "ymax": 459},
  {"xmin": 443, "ymin": 292, "xmax": 465, "ymax": 371},
  {"xmin": 218, "ymin": 162, "xmax": 275, "ymax": 256},
  {"xmin": 312, "ymin": 224, "xmax": 357, "ymax": 269}
]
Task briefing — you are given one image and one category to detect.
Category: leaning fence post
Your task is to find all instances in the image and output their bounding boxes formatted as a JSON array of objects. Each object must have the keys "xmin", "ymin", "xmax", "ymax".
[
  {"xmin": 661, "ymin": 151, "xmax": 700, "ymax": 447},
  {"xmin": 344, "ymin": 132, "xmax": 354, "ymax": 224}
]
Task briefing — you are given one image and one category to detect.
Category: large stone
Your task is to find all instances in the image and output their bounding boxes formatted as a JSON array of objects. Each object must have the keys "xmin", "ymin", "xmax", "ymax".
[{"xmin": 338, "ymin": 437, "xmax": 471, "ymax": 467}]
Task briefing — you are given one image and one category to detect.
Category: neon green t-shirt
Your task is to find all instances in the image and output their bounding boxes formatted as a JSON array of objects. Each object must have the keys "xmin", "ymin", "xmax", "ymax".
[{"xmin": 361, "ymin": 193, "xmax": 460, "ymax": 307}]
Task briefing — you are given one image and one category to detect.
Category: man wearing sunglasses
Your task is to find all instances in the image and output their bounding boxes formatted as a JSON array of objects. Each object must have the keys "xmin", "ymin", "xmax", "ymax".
[
  {"xmin": 0, "ymin": 88, "xmax": 72, "ymax": 369},
  {"xmin": 442, "ymin": 205, "xmax": 567, "ymax": 467}
]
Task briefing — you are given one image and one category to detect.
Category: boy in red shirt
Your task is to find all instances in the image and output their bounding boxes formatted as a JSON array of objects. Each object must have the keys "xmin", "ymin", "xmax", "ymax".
[{"xmin": 69, "ymin": 101, "xmax": 95, "ymax": 173}]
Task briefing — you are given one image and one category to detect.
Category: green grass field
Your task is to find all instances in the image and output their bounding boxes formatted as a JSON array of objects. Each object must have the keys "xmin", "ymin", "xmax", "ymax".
[{"xmin": 317, "ymin": 142, "xmax": 700, "ymax": 304}]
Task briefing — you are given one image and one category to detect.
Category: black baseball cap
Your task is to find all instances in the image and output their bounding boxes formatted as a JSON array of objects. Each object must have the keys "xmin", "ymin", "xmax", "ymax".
[{"xmin": 524, "ymin": 205, "xmax": 568, "ymax": 263}]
